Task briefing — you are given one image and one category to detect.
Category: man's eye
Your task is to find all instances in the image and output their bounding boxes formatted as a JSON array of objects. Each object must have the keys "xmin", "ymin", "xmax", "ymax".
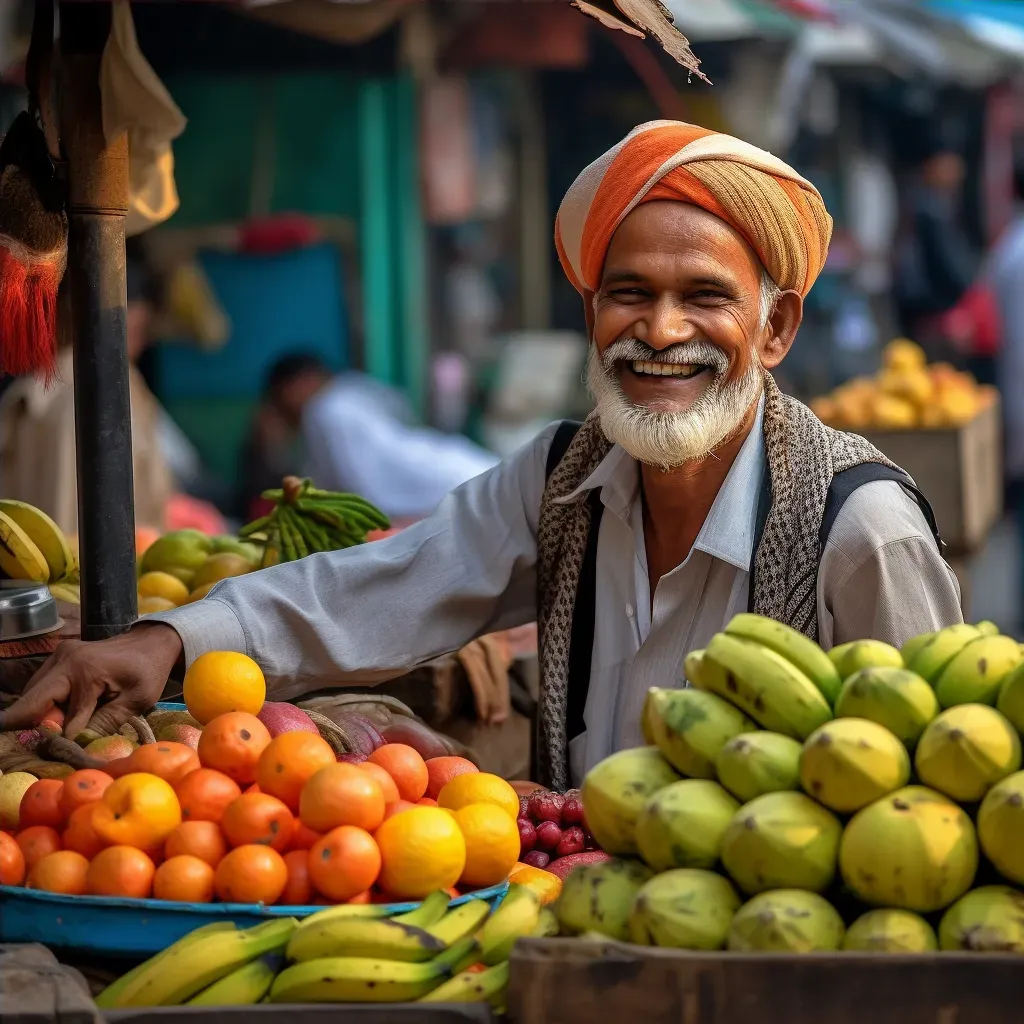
[
  {"xmin": 692, "ymin": 290, "xmax": 726, "ymax": 300},
  {"xmin": 610, "ymin": 287, "xmax": 646, "ymax": 298}
]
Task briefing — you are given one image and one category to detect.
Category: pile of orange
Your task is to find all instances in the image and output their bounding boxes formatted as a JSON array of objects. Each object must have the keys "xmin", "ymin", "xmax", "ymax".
[{"xmin": 0, "ymin": 706, "xmax": 523, "ymax": 907}]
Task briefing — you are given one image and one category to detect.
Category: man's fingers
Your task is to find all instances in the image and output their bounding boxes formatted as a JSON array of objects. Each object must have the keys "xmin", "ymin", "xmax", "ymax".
[
  {"xmin": 0, "ymin": 670, "xmax": 70, "ymax": 731},
  {"xmin": 79, "ymin": 701, "xmax": 138, "ymax": 740},
  {"xmin": 64, "ymin": 683, "xmax": 106, "ymax": 741}
]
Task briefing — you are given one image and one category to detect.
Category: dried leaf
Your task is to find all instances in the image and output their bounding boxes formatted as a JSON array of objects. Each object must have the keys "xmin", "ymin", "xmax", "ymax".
[
  {"xmin": 611, "ymin": 0, "xmax": 710, "ymax": 82},
  {"xmin": 571, "ymin": 0, "xmax": 645, "ymax": 38}
]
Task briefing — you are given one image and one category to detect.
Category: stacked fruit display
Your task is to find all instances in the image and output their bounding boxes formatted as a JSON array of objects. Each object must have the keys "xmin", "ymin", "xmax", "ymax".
[
  {"xmin": 0, "ymin": 651, "xmax": 524, "ymax": 908},
  {"xmin": 555, "ymin": 615, "xmax": 1024, "ymax": 953},
  {"xmin": 515, "ymin": 787, "xmax": 608, "ymax": 879},
  {"xmin": 95, "ymin": 882, "xmax": 556, "ymax": 1008},
  {"xmin": 0, "ymin": 498, "xmax": 78, "ymax": 600},
  {"xmin": 810, "ymin": 338, "xmax": 995, "ymax": 431}
]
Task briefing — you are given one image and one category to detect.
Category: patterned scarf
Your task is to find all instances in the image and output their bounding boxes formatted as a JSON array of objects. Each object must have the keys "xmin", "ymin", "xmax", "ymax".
[{"xmin": 535, "ymin": 372, "xmax": 898, "ymax": 790}]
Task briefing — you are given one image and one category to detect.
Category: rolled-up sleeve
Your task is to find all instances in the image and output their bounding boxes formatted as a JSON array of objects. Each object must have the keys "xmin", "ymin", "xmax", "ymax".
[{"xmin": 144, "ymin": 424, "xmax": 559, "ymax": 701}]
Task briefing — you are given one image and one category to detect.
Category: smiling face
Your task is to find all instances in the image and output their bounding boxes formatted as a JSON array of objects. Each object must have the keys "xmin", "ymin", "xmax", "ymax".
[{"xmin": 586, "ymin": 201, "xmax": 802, "ymax": 468}]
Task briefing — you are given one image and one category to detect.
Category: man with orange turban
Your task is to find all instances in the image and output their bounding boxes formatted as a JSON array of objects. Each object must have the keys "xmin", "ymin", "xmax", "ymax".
[{"xmin": 4, "ymin": 123, "xmax": 962, "ymax": 792}]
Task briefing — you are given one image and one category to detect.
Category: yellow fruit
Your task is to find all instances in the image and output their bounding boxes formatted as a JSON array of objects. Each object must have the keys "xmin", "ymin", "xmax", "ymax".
[
  {"xmin": 870, "ymin": 394, "xmax": 918, "ymax": 429},
  {"xmin": 0, "ymin": 509, "xmax": 50, "ymax": 583},
  {"xmin": 879, "ymin": 368, "xmax": 933, "ymax": 407},
  {"xmin": 0, "ymin": 500, "xmax": 73, "ymax": 581},
  {"xmin": 182, "ymin": 651, "xmax": 266, "ymax": 724},
  {"xmin": 453, "ymin": 802, "xmax": 521, "ymax": 888},
  {"xmin": 935, "ymin": 388, "xmax": 979, "ymax": 426},
  {"xmin": 0, "ymin": 771, "xmax": 38, "ymax": 829},
  {"xmin": 977, "ymin": 771, "xmax": 1024, "ymax": 885},
  {"xmin": 375, "ymin": 806, "xmax": 466, "ymax": 899},
  {"xmin": 138, "ymin": 571, "xmax": 191, "ymax": 607},
  {"xmin": 809, "ymin": 397, "xmax": 837, "ymax": 426},
  {"xmin": 187, "ymin": 582, "xmax": 218, "ymax": 603},
  {"xmin": 138, "ymin": 596, "xmax": 178, "ymax": 615},
  {"xmin": 507, "ymin": 862, "xmax": 563, "ymax": 905},
  {"xmin": 436, "ymin": 772, "xmax": 519, "ymax": 821},
  {"xmin": 883, "ymin": 338, "xmax": 926, "ymax": 371},
  {"xmin": 191, "ymin": 553, "xmax": 253, "ymax": 591}
]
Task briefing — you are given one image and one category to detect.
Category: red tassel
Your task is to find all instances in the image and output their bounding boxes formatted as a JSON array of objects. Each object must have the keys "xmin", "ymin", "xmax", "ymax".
[{"xmin": 0, "ymin": 237, "xmax": 64, "ymax": 385}]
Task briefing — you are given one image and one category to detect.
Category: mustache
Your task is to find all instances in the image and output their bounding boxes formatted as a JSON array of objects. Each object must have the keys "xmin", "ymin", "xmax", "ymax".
[{"xmin": 602, "ymin": 338, "xmax": 730, "ymax": 374}]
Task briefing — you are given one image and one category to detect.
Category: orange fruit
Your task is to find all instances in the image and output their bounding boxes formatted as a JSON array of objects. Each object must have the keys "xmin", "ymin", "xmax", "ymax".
[
  {"xmin": 165, "ymin": 820, "xmax": 228, "ymax": 867},
  {"xmin": 507, "ymin": 861, "xmax": 563, "ymax": 905},
  {"xmin": 299, "ymin": 764, "xmax": 385, "ymax": 834},
  {"xmin": 221, "ymin": 792, "xmax": 295, "ymax": 852},
  {"xmin": 417, "ymin": 797, "xmax": 438, "ymax": 807},
  {"xmin": 374, "ymin": 807, "xmax": 466, "ymax": 900},
  {"xmin": 368, "ymin": 745, "xmax": 428, "ymax": 803},
  {"xmin": 175, "ymin": 768, "xmax": 242, "ymax": 822},
  {"xmin": 453, "ymin": 803, "xmax": 521, "ymax": 888},
  {"xmin": 280, "ymin": 849, "xmax": 313, "ymax": 906},
  {"xmin": 26, "ymin": 850, "xmax": 88, "ymax": 895},
  {"xmin": 356, "ymin": 762, "xmax": 400, "ymax": 805},
  {"xmin": 92, "ymin": 773, "xmax": 182, "ymax": 850},
  {"xmin": 214, "ymin": 845, "xmax": 287, "ymax": 904},
  {"xmin": 19, "ymin": 779, "xmax": 66, "ymax": 830},
  {"xmin": 437, "ymin": 773, "xmax": 518, "ymax": 821},
  {"xmin": 183, "ymin": 651, "xmax": 266, "ymax": 725},
  {"xmin": 59, "ymin": 769, "xmax": 114, "ymax": 818},
  {"xmin": 16, "ymin": 825, "xmax": 62, "ymax": 870},
  {"xmin": 111, "ymin": 743, "xmax": 200, "ymax": 786},
  {"xmin": 0, "ymin": 832, "xmax": 26, "ymax": 885},
  {"xmin": 256, "ymin": 732, "xmax": 335, "ymax": 810},
  {"xmin": 153, "ymin": 855, "xmax": 215, "ymax": 903},
  {"xmin": 62, "ymin": 804, "xmax": 106, "ymax": 859},
  {"xmin": 309, "ymin": 826, "xmax": 381, "ymax": 903},
  {"xmin": 288, "ymin": 823, "xmax": 323, "ymax": 851},
  {"xmin": 197, "ymin": 713, "xmax": 272, "ymax": 785},
  {"xmin": 86, "ymin": 846, "xmax": 156, "ymax": 899},
  {"xmin": 346, "ymin": 889, "xmax": 373, "ymax": 905},
  {"xmin": 383, "ymin": 800, "xmax": 416, "ymax": 821},
  {"xmin": 425, "ymin": 757, "xmax": 479, "ymax": 800}
]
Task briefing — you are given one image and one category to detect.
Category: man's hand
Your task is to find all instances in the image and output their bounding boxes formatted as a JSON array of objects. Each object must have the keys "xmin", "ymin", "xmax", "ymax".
[{"xmin": 0, "ymin": 624, "xmax": 184, "ymax": 739}]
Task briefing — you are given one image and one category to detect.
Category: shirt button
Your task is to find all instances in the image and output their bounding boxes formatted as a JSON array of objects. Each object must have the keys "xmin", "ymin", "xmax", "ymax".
[{"xmin": 626, "ymin": 604, "xmax": 635, "ymax": 618}]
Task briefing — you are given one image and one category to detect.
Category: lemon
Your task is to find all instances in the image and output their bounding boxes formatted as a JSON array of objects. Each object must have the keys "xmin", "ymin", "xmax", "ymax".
[
  {"xmin": 454, "ymin": 802, "xmax": 521, "ymax": 888},
  {"xmin": 138, "ymin": 596, "xmax": 178, "ymax": 615},
  {"xmin": 436, "ymin": 772, "xmax": 520, "ymax": 821},
  {"xmin": 0, "ymin": 771, "xmax": 38, "ymax": 829},
  {"xmin": 375, "ymin": 806, "xmax": 467, "ymax": 899},
  {"xmin": 182, "ymin": 650, "xmax": 266, "ymax": 724},
  {"xmin": 137, "ymin": 571, "xmax": 190, "ymax": 607}
]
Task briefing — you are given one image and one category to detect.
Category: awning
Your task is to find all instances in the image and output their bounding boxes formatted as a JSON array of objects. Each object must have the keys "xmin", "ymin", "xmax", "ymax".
[{"xmin": 925, "ymin": 0, "xmax": 1024, "ymax": 60}]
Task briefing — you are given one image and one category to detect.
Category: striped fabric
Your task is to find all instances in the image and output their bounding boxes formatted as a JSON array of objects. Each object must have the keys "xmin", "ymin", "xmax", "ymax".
[{"xmin": 554, "ymin": 120, "xmax": 833, "ymax": 299}]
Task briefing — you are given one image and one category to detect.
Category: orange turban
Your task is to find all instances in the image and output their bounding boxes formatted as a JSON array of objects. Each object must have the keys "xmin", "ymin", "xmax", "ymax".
[{"xmin": 555, "ymin": 121, "xmax": 832, "ymax": 300}]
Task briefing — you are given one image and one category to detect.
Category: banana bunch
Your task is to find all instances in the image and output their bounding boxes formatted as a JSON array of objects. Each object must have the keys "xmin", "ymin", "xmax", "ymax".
[
  {"xmin": 241, "ymin": 475, "xmax": 389, "ymax": 568},
  {"xmin": 0, "ymin": 498, "xmax": 77, "ymax": 589},
  {"xmin": 98, "ymin": 885, "xmax": 542, "ymax": 1009}
]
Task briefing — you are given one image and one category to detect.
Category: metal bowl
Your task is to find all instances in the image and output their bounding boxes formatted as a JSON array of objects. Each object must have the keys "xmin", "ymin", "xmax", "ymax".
[{"xmin": 0, "ymin": 581, "xmax": 62, "ymax": 641}]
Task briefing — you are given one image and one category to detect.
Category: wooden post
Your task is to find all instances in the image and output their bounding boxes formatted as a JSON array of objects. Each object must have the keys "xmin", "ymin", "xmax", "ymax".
[{"xmin": 59, "ymin": 1, "xmax": 137, "ymax": 640}]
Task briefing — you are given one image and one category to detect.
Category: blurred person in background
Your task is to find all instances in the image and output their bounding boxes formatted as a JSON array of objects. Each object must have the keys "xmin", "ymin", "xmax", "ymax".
[{"xmin": 239, "ymin": 352, "xmax": 499, "ymax": 524}]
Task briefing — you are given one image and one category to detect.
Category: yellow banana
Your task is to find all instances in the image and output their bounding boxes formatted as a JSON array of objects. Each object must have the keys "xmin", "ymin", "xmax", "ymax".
[
  {"xmin": 909, "ymin": 624, "xmax": 983, "ymax": 684},
  {"xmin": 419, "ymin": 961, "xmax": 509, "ymax": 1005},
  {"xmin": 0, "ymin": 508, "xmax": 49, "ymax": 583},
  {"xmin": 478, "ymin": 885, "xmax": 541, "ymax": 966},
  {"xmin": 187, "ymin": 952, "xmax": 283, "ymax": 1006},
  {"xmin": 286, "ymin": 916, "xmax": 446, "ymax": 963},
  {"xmin": 0, "ymin": 499, "xmax": 72, "ymax": 581},
  {"xmin": 394, "ymin": 890, "xmax": 450, "ymax": 928},
  {"xmin": 268, "ymin": 956, "xmax": 450, "ymax": 1003},
  {"xmin": 49, "ymin": 582, "xmax": 80, "ymax": 605},
  {"xmin": 424, "ymin": 898, "xmax": 491, "ymax": 946}
]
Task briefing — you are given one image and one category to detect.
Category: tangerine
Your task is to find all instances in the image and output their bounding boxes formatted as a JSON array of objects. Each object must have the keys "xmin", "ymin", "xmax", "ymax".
[
  {"xmin": 153, "ymin": 855, "xmax": 215, "ymax": 903},
  {"xmin": 16, "ymin": 825, "xmax": 62, "ymax": 870},
  {"xmin": 424, "ymin": 757, "xmax": 478, "ymax": 800},
  {"xmin": 255, "ymin": 732, "xmax": 335, "ymax": 810},
  {"xmin": 0, "ymin": 832, "xmax": 26, "ymax": 885},
  {"xmin": 374, "ymin": 807, "xmax": 466, "ymax": 900},
  {"xmin": 214, "ymin": 845, "xmax": 287, "ymax": 904},
  {"xmin": 299, "ymin": 763, "xmax": 385, "ymax": 834},
  {"xmin": 62, "ymin": 805, "xmax": 106, "ymax": 859},
  {"xmin": 308, "ymin": 826, "xmax": 381, "ymax": 903},
  {"xmin": 356, "ymin": 762, "xmax": 400, "ymax": 805},
  {"xmin": 417, "ymin": 798, "xmax": 438, "ymax": 807},
  {"xmin": 183, "ymin": 652, "xmax": 266, "ymax": 725},
  {"xmin": 288, "ymin": 823, "xmax": 323, "ymax": 851},
  {"xmin": 453, "ymin": 802, "xmax": 521, "ymax": 888},
  {"xmin": 19, "ymin": 779, "xmax": 66, "ymax": 829},
  {"xmin": 175, "ymin": 768, "xmax": 242, "ymax": 822},
  {"xmin": 346, "ymin": 889, "xmax": 373, "ymax": 905},
  {"xmin": 196, "ymin": 713, "xmax": 271, "ymax": 785},
  {"xmin": 368, "ymin": 745, "xmax": 428, "ymax": 802},
  {"xmin": 437, "ymin": 772, "xmax": 519, "ymax": 821},
  {"xmin": 164, "ymin": 820, "xmax": 228, "ymax": 867},
  {"xmin": 280, "ymin": 849, "xmax": 313, "ymax": 906},
  {"xmin": 86, "ymin": 846, "xmax": 156, "ymax": 898},
  {"xmin": 26, "ymin": 850, "xmax": 88, "ymax": 895},
  {"xmin": 111, "ymin": 743, "xmax": 200, "ymax": 786},
  {"xmin": 221, "ymin": 792, "xmax": 295, "ymax": 851},
  {"xmin": 383, "ymin": 800, "xmax": 416, "ymax": 821},
  {"xmin": 59, "ymin": 769, "xmax": 114, "ymax": 817},
  {"xmin": 92, "ymin": 773, "xmax": 182, "ymax": 850}
]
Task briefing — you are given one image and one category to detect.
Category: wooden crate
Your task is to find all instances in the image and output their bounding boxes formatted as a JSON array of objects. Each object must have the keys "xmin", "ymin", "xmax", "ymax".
[
  {"xmin": 508, "ymin": 938, "xmax": 1023, "ymax": 1024},
  {"xmin": 859, "ymin": 399, "xmax": 1002, "ymax": 554}
]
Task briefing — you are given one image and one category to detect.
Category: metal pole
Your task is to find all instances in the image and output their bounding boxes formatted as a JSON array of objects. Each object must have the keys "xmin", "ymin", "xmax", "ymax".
[{"xmin": 59, "ymin": 1, "xmax": 136, "ymax": 640}]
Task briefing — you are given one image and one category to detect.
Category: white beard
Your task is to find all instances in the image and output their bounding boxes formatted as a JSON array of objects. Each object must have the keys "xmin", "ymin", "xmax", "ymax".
[{"xmin": 586, "ymin": 338, "xmax": 764, "ymax": 470}]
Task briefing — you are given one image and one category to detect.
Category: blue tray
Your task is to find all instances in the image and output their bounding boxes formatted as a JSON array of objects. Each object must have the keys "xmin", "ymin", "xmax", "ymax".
[{"xmin": 1, "ymin": 701, "xmax": 508, "ymax": 956}]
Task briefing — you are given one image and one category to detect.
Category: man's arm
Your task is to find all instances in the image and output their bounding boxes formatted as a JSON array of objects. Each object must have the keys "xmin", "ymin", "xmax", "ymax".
[{"xmin": 817, "ymin": 480, "xmax": 964, "ymax": 650}]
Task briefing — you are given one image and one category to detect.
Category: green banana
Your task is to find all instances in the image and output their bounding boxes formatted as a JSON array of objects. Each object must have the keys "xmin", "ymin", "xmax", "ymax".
[
  {"xmin": 901, "ymin": 632, "xmax": 936, "ymax": 667},
  {"xmin": 186, "ymin": 952, "xmax": 284, "ymax": 1006},
  {"xmin": 286, "ymin": 917, "xmax": 446, "ymax": 963},
  {"xmin": 394, "ymin": 890, "xmax": 451, "ymax": 928},
  {"xmin": 532, "ymin": 907, "xmax": 559, "ymax": 938},
  {"xmin": 239, "ymin": 514, "xmax": 274, "ymax": 538},
  {"xmin": 279, "ymin": 507, "xmax": 309, "ymax": 558},
  {"xmin": 424, "ymin": 898, "xmax": 491, "ymax": 947},
  {"xmin": 702, "ymin": 633, "xmax": 833, "ymax": 740},
  {"xmin": 289, "ymin": 903, "xmax": 393, "ymax": 929},
  {"xmin": 684, "ymin": 649, "xmax": 709, "ymax": 688},
  {"xmin": 95, "ymin": 923, "xmax": 239, "ymax": 1009},
  {"xmin": 909, "ymin": 624, "xmax": 983, "ymax": 683},
  {"xmin": 725, "ymin": 613, "xmax": 841, "ymax": 705},
  {"xmin": 431, "ymin": 935, "xmax": 482, "ymax": 974},
  {"xmin": 477, "ymin": 885, "xmax": 541, "ymax": 966},
  {"xmin": 268, "ymin": 956, "xmax": 450, "ymax": 1003},
  {"xmin": 419, "ymin": 961, "xmax": 510, "ymax": 1005},
  {"xmin": 113, "ymin": 918, "xmax": 298, "ymax": 1008},
  {"xmin": 976, "ymin": 620, "xmax": 1000, "ymax": 638}
]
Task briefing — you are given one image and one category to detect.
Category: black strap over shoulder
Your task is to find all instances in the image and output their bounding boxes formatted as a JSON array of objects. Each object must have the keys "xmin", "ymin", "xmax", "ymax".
[{"xmin": 545, "ymin": 420, "xmax": 583, "ymax": 479}]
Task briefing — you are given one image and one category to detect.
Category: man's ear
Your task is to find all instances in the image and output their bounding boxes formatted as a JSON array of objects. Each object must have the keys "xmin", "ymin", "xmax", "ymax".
[{"xmin": 759, "ymin": 290, "xmax": 802, "ymax": 370}]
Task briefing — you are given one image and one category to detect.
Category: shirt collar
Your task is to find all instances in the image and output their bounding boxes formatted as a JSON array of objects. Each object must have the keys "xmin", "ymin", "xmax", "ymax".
[{"xmin": 556, "ymin": 394, "xmax": 766, "ymax": 572}]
